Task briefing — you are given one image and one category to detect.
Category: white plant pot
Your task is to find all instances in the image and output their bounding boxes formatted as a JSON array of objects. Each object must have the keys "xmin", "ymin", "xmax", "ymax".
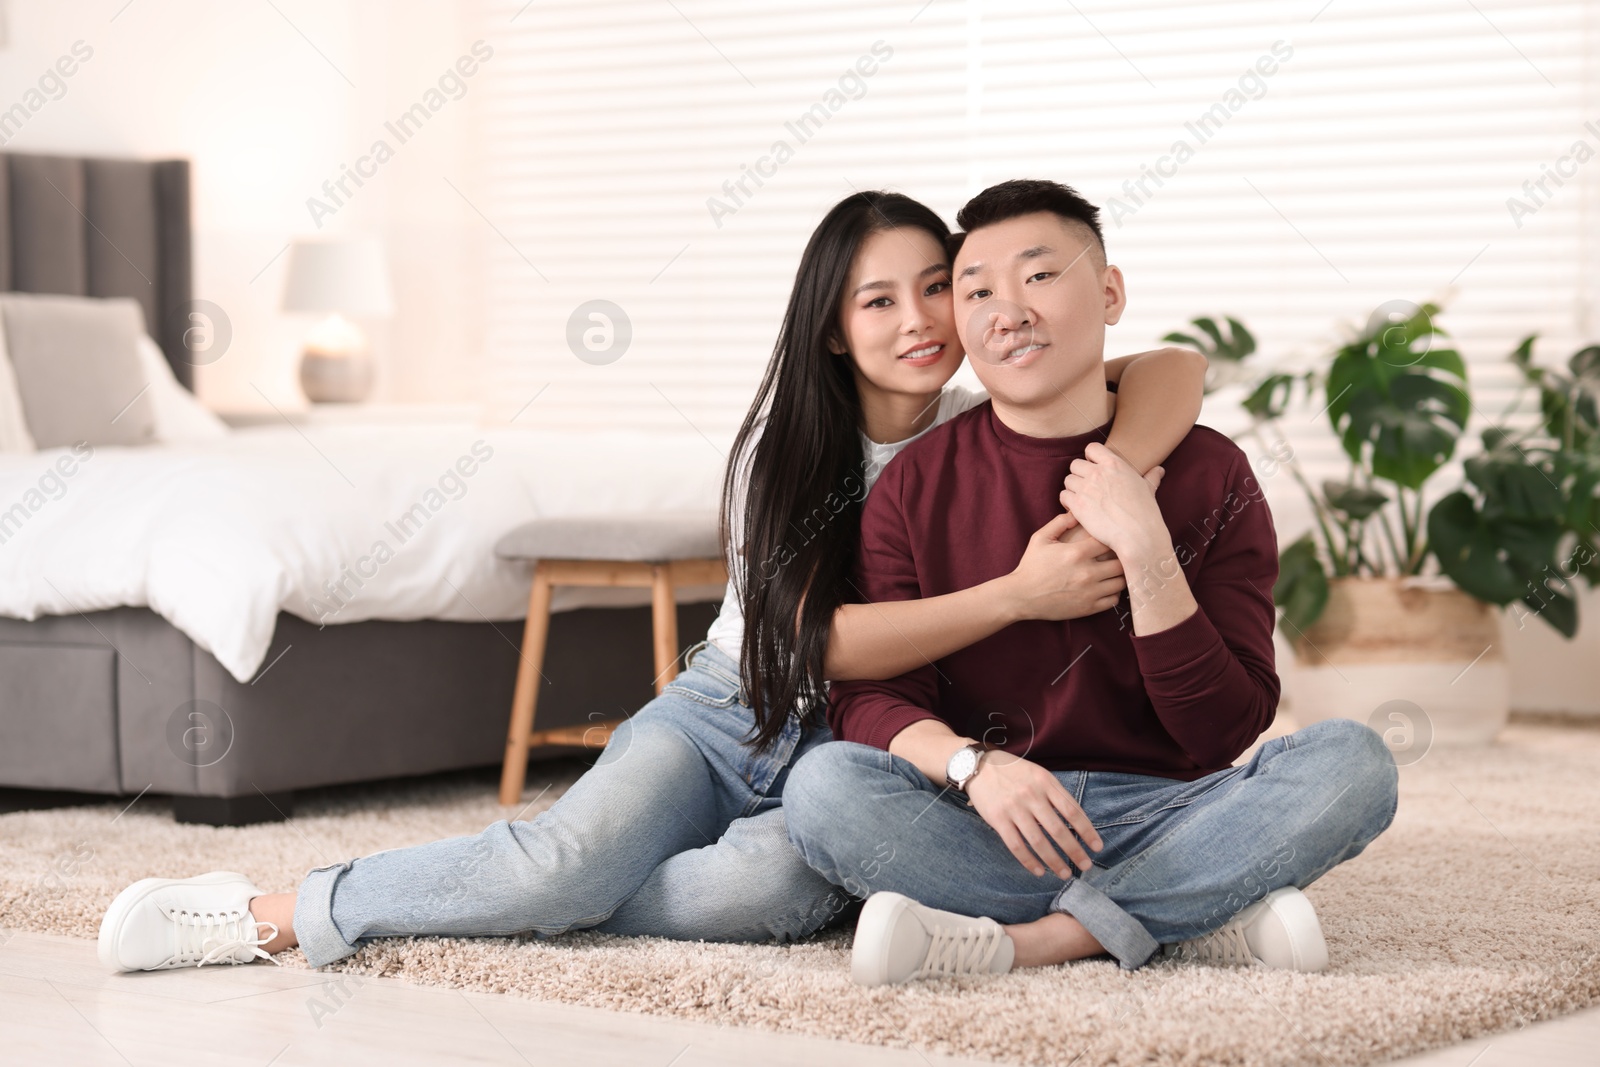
[
  {"xmin": 1284, "ymin": 577, "xmax": 1510, "ymax": 750},
  {"xmin": 1500, "ymin": 582, "xmax": 1600, "ymax": 715}
]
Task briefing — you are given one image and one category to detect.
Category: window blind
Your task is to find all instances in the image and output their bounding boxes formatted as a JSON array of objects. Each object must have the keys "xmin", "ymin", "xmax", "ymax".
[
  {"xmin": 477, "ymin": 0, "xmax": 1595, "ymax": 534},
  {"xmin": 476, "ymin": 0, "xmax": 969, "ymax": 442}
]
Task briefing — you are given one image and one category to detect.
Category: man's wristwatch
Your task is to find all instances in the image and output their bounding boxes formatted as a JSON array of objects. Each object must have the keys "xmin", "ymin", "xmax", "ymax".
[{"xmin": 944, "ymin": 742, "xmax": 988, "ymax": 793}]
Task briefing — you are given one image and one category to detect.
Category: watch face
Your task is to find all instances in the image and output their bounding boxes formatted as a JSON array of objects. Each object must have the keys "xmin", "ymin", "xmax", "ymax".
[{"xmin": 948, "ymin": 746, "xmax": 978, "ymax": 782}]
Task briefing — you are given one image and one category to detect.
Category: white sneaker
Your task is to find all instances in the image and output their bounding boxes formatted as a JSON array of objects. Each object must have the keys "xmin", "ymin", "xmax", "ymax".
[
  {"xmin": 1162, "ymin": 886, "xmax": 1329, "ymax": 972},
  {"xmin": 851, "ymin": 892, "xmax": 1016, "ymax": 986},
  {"xmin": 98, "ymin": 871, "xmax": 280, "ymax": 972}
]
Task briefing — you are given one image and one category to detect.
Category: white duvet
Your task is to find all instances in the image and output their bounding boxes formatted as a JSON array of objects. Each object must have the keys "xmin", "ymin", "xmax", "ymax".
[{"xmin": 0, "ymin": 425, "xmax": 730, "ymax": 683}]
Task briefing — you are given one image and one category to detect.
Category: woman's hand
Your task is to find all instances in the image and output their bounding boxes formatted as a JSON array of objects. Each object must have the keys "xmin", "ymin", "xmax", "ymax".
[
  {"xmin": 964, "ymin": 751, "xmax": 1103, "ymax": 878},
  {"xmin": 999, "ymin": 513, "xmax": 1126, "ymax": 622}
]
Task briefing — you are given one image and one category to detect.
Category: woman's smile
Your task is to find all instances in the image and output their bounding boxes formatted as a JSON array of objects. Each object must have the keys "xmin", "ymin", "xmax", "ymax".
[{"xmin": 897, "ymin": 341, "xmax": 948, "ymax": 366}]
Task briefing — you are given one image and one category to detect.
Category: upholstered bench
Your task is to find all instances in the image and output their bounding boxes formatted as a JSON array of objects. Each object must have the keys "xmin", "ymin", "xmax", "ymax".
[{"xmin": 493, "ymin": 512, "xmax": 728, "ymax": 805}]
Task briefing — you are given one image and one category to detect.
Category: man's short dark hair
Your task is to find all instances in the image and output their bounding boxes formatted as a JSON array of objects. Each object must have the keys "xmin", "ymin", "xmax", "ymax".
[{"xmin": 954, "ymin": 179, "xmax": 1106, "ymax": 268}]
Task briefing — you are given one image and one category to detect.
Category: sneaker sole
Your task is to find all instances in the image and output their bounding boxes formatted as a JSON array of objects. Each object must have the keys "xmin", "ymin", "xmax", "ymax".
[
  {"xmin": 97, "ymin": 871, "xmax": 258, "ymax": 972},
  {"xmin": 851, "ymin": 892, "xmax": 914, "ymax": 987}
]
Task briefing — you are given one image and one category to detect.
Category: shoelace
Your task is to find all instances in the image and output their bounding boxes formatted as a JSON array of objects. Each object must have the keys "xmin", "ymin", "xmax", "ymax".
[
  {"xmin": 918, "ymin": 922, "xmax": 1006, "ymax": 978},
  {"xmin": 165, "ymin": 907, "xmax": 281, "ymax": 968},
  {"xmin": 1173, "ymin": 921, "xmax": 1256, "ymax": 967}
]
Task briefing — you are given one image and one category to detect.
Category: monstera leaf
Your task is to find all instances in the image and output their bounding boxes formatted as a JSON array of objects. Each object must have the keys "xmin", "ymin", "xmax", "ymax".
[
  {"xmin": 1559, "ymin": 451, "xmax": 1600, "ymax": 559},
  {"xmin": 1164, "ymin": 316, "xmax": 1257, "ymax": 392},
  {"xmin": 1322, "ymin": 481, "xmax": 1389, "ymax": 521},
  {"xmin": 1163, "ymin": 315, "xmax": 1256, "ymax": 362},
  {"xmin": 1241, "ymin": 372, "xmax": 1298, "ymax": 421},
  {"xmin": 1553, "ymin": 341, "xmax": 1600, "ymax": 442},
  {"xmin": 1274, "ymin": 534, "xmax": 1330, "ymax": 632},
  {"xmin": 1463, "ymin": 445, "xmax": 1564, "ymax": 521},
  {"xmin": 1516, "ymin": 335, "xmax": 1600, "ymax": 454},
  {"xmin": 1429, "ymin": 488, "xmax": 1576, "ymax": 637},
  {"xmin": 1325, "ymin": 302, "xmax": 1469, "ymax": 490}
]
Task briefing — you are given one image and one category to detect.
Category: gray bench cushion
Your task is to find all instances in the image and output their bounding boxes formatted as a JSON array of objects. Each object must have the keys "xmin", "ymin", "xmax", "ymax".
[{"xmin": 494, "ymin": 511, "xmax": 722, "ymax": 562}]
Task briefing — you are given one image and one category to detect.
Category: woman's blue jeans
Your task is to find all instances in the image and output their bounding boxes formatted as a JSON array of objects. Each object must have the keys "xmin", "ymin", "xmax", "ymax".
[
  {"xmin": 783, "ymin": 717, "xmax": 1399, "ymax": 970},
  {"xmin": 293, "ymin": 641, "xmax": 849, "ymax": 969}
]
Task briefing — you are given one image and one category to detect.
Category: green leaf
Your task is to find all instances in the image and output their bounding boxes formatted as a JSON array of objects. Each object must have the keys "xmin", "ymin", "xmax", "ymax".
[
  {"xmin": 1326, "ymin": 343, "xmax": 1372, "ymax": 408},
  {"xmin": 1574, "ymin": 536, "xmax": 1600, "ymax": 585},
  {"xmin": 1413, "ymin": 344, "xmax": 1468, "ymax": 382},
  {"xmin": 1570, "ymin": 346, "xmax": 1600, "ymax": 446},
  {"xmin": 1325, "ymin": 350, "xmax": 1377, "ymax": 457},
  {"xmin": 1568, "ymin": 464, "xmax": 1600, "ymax": 531},
  {"xmin": 1413, "ymin": 301, "xmax": 1446, "ymax": 336},
  {"xmin": 1354, "ymin": 374, "xmax": 1469, "ymax": 489},
  {"xmin": 1503, "ymin": 466, "xmax": 1565, "ymax": 523},
  {"xmin": 1521, "ymin": 581, "xmax": 1579, "ymax": 638},
  {"xmin": 1427, "ymin": 491, "xmax": 1525, "ymax": 604},
  {"xmin": 1242, "ymin": 373, "xmax": 1295, "ymax": 420},
  {"xmin": 1493, "ymin": 518, "xmax": 1562, "ymax": 570},
  {"xmin": 1463, "ymin": 449, "xmax": 1564, "ymax": 522},
  {"xmin": 1226, "ymin": 317, "xmax": 1257, "ymax": 358},
  {"xmin": 1370, "ymin": 302, "xmax": 1453, "ymax": 372},
  {"xmin": 1568, "ymin": 344, "xmax": 1600, "ymax": 382},
  {"xmin": 1167, "ymin": 315, "xmax": 1258, "ymax": 366},
  {"xmin": 1432, "ymin": 474, "xmax": 1582, "ymax": 636},
  {"xmin": 1322, "ymin": 480, "xmax": 1390, "ymax": 521},
  {"xmin": 1481, "ymin": 427, "xmax": 1515, "ymax": 451},
  {"xmin": 1388, "ymin": 373, "xmax": 1470, "ymax": 429},
  {"xmin": 1192, "ymin": 317, "xmax": 1225, "ymax": 349},
  {"xmin": 1274, "ymin": 535, "xmax": 1330, "ymax": 632},
  {"xmin": 1510, "ymin": 334, "xmax": 1539, "ymax": 380}
]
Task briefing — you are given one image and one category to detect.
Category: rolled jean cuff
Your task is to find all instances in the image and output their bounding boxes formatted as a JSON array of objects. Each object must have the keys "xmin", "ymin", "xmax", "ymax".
[
  {"xmin": 1053, "ymin": 878, "xmax": 1161, "ymax": 971},
  {"xmin": 293, "ymin": 860, "xmax": 358, "ymax": 969}
]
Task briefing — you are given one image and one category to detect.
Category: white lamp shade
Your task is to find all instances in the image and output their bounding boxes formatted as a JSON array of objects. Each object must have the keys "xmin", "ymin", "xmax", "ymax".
[{"xmin": 281, "ymin": 238, "xmax": 394, "ymax": 316}]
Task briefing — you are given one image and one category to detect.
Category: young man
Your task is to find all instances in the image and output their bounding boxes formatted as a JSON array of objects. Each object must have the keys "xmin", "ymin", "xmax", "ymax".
[{"xmin": 783, "ymin": 180, "xmax": 1399, "ymax": 986}]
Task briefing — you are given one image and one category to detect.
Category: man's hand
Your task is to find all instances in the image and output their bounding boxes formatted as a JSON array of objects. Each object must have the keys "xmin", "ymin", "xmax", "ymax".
[
  {"xmin": 964, "ymin": 751, "xmax": 1103, "ymax": 879},
  {"xmin": 1056, "ymin": 460, "xmax": 1171, "ymax": 531},
  {"xmin": 1000, "ymin": 514, "xmax": 1126, "ymax": 622},
  {"xmin": 1063, "ymin": 442, "xmax": 1199, "ymax": 637},
  {"xmin": 1060, "ymin": 442, "xmax": 1171, "ymax": 563}
]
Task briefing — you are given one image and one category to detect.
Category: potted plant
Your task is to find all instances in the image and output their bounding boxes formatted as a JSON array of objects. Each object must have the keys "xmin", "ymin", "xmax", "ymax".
[
  {"xmin": 1186, "ymin": 302, "xmax": 1600, "ymax": 745},
  {"xmin": 1427, "ymin": 338, "xmax": 1600, "ymax": 635}
]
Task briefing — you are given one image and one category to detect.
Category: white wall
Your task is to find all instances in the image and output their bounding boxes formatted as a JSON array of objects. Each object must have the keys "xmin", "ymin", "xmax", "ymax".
[{"xmin": 0, "ymin": 0, "xmax": 485, "ymax": 410}]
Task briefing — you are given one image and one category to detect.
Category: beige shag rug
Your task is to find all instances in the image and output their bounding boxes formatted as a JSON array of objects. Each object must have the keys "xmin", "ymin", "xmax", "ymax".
[{"xmin": 4, "ymin": 718, "xmax": 1599, "ymax": 1067}]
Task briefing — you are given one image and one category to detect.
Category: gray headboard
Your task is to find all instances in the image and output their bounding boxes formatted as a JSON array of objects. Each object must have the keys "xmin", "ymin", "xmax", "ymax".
[{"xmin": 0, "ymin": 151, "xmax": 194, "ymax": 390}]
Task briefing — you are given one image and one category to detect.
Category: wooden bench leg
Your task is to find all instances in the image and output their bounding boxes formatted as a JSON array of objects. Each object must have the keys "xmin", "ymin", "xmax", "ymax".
[
  {"xmin": 499, "ymin": 566, "xmax": 552, "ymax": 806},
  {"xmin": 651, "ymin": 563, "xmax": 679, "ymax": 693}
]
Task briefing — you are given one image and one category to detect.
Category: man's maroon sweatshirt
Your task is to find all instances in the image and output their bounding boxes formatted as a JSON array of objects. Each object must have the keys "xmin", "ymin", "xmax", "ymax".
[{"xmin": 829, "ymin": 401, "xmax": 1281, "ymax": 781}]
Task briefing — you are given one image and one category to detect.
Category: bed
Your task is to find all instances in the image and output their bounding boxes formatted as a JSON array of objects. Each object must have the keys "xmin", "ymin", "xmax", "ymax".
[{"xmin": 0, "ymin": 151, "xmax": 727, "ymax": 824}]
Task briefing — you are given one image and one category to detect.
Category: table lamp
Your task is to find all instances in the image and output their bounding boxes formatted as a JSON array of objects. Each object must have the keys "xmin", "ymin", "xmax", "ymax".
[{"xmin": 281, "ymin": 237, "xmax": 394, "ymax": 403}]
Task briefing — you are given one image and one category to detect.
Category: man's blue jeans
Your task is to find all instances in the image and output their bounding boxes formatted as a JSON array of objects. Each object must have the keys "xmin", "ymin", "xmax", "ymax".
[
  {"xmin": 783, "ymin": 717, "xmax": 1399, "ymax": 970},
  {"xmin": 294, "ymin": 641, "xmax": 849, "ymax": 969}
]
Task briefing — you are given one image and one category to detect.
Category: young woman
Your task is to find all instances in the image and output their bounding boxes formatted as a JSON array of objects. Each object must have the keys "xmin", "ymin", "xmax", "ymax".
[{"xmin": 96, "ymin": 192, "xmax": 1204, "ymax": 972}]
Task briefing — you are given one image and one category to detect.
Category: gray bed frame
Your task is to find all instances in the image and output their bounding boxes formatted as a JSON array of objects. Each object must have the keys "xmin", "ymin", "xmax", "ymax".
[{"xmin": 0, "ymin": 151, "xmax": 717, "ymax": 825}]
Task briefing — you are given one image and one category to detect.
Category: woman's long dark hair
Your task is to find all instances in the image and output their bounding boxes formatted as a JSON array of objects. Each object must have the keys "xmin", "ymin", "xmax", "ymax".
[{"xmin": 722, "ymin": 191, "xmax": 952, "ymax": 750}]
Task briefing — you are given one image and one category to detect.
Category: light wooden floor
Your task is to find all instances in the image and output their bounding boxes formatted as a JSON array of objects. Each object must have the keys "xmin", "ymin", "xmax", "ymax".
[{"xmin": 0, "ymin": 930, "xmax": 1594, "ymax": 1066}]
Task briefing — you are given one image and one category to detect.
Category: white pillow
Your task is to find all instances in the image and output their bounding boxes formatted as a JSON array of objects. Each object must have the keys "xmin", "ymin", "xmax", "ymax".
[
  {"xmin": 0, "ymin": 317, "xmax": 38, "ymax": 453},
  {"xmin": 136, "ymin": 334, "xmax": 229, "ymax": 443}
]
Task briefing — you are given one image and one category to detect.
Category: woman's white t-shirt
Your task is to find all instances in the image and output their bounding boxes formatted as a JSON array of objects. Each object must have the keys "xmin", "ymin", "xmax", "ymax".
[{"xmin": 704, "ymin": 385, "xmax": 988, "ymax": 661}]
